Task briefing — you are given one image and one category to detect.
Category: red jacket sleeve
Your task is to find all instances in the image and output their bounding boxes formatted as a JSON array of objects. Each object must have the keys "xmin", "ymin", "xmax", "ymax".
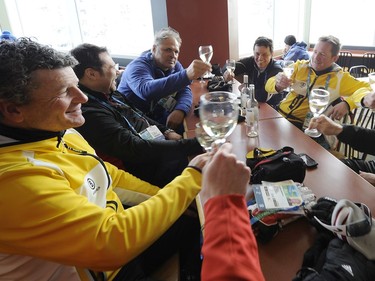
[{"xmin": 201, "ymin": 194, "xmax": 265, "ymax": 281}]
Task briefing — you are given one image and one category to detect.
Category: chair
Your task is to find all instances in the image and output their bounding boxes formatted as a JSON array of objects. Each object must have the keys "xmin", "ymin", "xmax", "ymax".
[
  {"xmin": 337, "ymin": 51, "xmax": 352, "ymax": 71},
  {"xmin": 335, "ymin": 107, "xmax": 375, "ymax": 160},
  {"xmin": 349, "ymin": 65, "xmax": 369, "ymax": 78},
  {"xmin": 362, "ymin": 52, "xmax": 375, "ymax": 73}
]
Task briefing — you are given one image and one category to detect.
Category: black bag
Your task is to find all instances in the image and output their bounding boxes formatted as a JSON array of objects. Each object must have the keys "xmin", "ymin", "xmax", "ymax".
[
  {"xmin": 207, "ymin": 76, "xmax": 232, "ymax": 92},
  {"xmin": 246, "ymin": 146, "xmax": 306, "ymax": 184}
]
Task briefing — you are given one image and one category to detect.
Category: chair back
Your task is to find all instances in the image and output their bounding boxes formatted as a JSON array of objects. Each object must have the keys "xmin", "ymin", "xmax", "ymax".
[
  {"xmin": 349, "ymin": 65, "xmax": 369, "ymax": 78},
  {"xmin": 362, "ymin": 52, "xmax": 375, "ymax": 73},
  {"xmin": 337, "ymin": 51, "xmax": 352, "ymax": 71}
]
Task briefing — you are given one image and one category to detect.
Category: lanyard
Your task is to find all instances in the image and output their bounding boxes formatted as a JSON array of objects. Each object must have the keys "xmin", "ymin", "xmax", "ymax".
[
  {"xmin": 306, "ymin": 68, "xmax": 331, "ymax": 97},
  {"xmin": 87, "ymin": 94, "xmax": 150, "ymax": 135},
  {"xmin": 111, "ymin": 96, "xmax": 150, "ymax": 126}
]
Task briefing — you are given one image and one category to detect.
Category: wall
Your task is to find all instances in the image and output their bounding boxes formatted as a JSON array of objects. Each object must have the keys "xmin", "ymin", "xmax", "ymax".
[{"xmin": 166, "ymin": 0, "xmax": 229, "ymax": 68}]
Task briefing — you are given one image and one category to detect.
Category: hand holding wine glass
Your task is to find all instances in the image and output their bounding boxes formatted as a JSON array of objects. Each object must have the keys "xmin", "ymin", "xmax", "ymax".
[
  {"xmin": 199, "ymin": 91, "xmax": 238, "ymax": 145},
  {"xmin": 281, "ymin": 60, "xmax": 294, "ymax": 91},
  {"xmin": 198, "ymin": 45, "xmax": 213, "ymax": 83},
  {"xmin": 304, "ymin": 89, "xmax": 330, "ymax": 138},
  {"xmin": 225, "ymin": 59, "xmax": 236, "ymax": 84}
]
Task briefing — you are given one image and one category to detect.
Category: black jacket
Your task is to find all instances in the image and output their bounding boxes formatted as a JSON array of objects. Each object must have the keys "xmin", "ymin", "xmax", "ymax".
[
  {"xmin": 234, "ymin": 56, "xmax": 283, "ymax": 106},
  {"xmin": 338, "ymin": 125, "xmax": 375, "ymax": 155},
  {"xmin": 76, "ymin": 84, "xmax": 203, "ymax": 187},
  {"xmin": 296, "ymin": 238, "xmax": 375, "ymax": 281}
]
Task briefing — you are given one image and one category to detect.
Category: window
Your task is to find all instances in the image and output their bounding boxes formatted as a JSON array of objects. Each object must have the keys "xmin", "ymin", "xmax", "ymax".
[
  {"xmin": 235, "ymin": 0, "xmax": 303, "ymax": 58},
  {"xmin": 309, "ymin": 0, "xmax": 375, "ymax": 47},
  {"xmin": 3, "ymin": 0, "xmax": 156, "ymax": 58},
  {"xmin": 233, "ymin": 0, "xmax": 375, "ymax": 59}
]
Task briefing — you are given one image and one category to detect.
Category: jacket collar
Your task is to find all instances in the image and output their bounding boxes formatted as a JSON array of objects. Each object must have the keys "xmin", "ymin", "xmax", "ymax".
[
  {"xmin": 0, "ymin": 122, "xmax": 65, "ymax": 147},
  {"xmin": 78, "ymin": 83, "xmax": 109, "ymax": 101},
  {"xmin": 311, "ymin": 64, "xmax": 337, "ymax": 76}
]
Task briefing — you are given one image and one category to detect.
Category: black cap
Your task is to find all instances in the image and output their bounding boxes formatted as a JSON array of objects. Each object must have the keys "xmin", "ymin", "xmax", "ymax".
[{"xmin": 284, "ymin": 35, "xmax": 296, "ymax": 46}]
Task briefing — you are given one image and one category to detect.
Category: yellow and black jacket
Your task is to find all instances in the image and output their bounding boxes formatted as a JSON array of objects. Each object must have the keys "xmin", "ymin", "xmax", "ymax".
[
  {"xmin": 0, "ymin": 127, "xmax": 201, "ymax": 280},
  {"xmin": 266, "ymin": 60, "xmax": 371, "ymax": 126}
]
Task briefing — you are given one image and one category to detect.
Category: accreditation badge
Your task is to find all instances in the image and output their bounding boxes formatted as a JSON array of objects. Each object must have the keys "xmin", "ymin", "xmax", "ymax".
[
  {"xmin": 139, "ymin": 125, "xmax": 165, "ymax": 140},
  {"xmin": 158, "ymin": 93, "xmax": 177, "ymax": 112}
]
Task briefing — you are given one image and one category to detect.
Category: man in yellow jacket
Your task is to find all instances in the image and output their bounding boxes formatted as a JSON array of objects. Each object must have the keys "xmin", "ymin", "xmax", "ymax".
[
  {"xmin": 266, "ymin": 35, "xmax": 371, "ymax": 130},
  {"xmin": 0, "ymin": 38, "xmax": 210, "ymax": 280}
]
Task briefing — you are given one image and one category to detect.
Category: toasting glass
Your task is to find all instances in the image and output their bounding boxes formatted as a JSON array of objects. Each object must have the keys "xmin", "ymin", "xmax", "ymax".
[
  {"xmin": 199, "ymin": 91, "xmax": 238, "ymax": 145},
  {"xmin": 304, "ymin": 89, "xmax": 330, "ymax": 138},
  {"xmin": 195, "ymin": 122, "xmax": 215, "ymax": 152},
  {"xmin": 198, "ymin": 45, "xmax": 213, "ymax": 83},
  {"xmin": 225, "ymin": 59, "xmax": 236, "ymax": 84},
  {"xmin": 281, "ymin": 60, "xmax": 294, "ymax": 92}
]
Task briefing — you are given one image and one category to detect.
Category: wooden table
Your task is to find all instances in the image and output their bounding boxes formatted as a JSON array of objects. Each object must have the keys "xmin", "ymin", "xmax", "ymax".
[{"xmin": 187, "ymin": 79, "xmax": 375, "ymax": 281}]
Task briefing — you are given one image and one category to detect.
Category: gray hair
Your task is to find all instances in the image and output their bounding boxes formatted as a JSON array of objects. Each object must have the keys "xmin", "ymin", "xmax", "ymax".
[
  {"xmin": 0, "ymin": 38, "xmax": 77, "ymax": 107},
  {"xmin": 318, "ymin": 35, "xmax": 341, "ymax": 57},
  {"xmin": 154, "ymin": 27, "xmax": 182, "ymax": 46}
]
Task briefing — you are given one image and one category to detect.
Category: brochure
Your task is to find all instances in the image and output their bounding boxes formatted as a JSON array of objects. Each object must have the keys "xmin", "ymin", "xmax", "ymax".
[{"xmin": 253, "ymin": 180, "xmax": 303, "ymax": 211}]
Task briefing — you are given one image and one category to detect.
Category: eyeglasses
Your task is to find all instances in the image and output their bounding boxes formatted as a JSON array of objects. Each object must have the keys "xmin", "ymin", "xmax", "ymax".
[{"xmin": 314, "ymin": 202, "xmax": 372, "ymax": 237}]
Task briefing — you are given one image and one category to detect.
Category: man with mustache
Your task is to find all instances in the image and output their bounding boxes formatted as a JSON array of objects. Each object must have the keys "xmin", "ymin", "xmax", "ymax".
[{"xmin": 118, "ymin": 27, "xmax": 211, "ymax": 133}]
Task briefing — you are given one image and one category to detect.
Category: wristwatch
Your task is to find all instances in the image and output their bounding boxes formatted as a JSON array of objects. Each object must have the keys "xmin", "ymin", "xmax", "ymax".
[{"xmin": 164, "ymin": 129, "xmax": 175, "ymax": 135}]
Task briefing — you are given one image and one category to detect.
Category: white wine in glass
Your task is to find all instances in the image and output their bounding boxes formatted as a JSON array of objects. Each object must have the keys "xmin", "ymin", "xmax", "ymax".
[
  {"xmin": 199, "ymin": 91, "xmax": 238, "ymax": 145},
  {"xmin": 304, "ymin": 89, "xmax": 330, "ymax": 138},
  {"xmin": 225, "ymin": 59, "xmax": 236, "ymax": 84},
  {"xmin": 368, "ymin": 72, "xmax": 375, "ymax": 91},
  {"xmin": 198, "ymin": 45, "xmax": 213, "ymax": 82},
  {"xmin": 195, "ymin": 122, "xmax": 215, "ymax": 152},
  {"xmin": 282, "ymin": 60, "xmax": 294, "ymax": 91}
]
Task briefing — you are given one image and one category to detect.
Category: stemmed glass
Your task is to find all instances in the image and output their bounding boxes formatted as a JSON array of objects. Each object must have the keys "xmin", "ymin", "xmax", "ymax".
[
  {"xmin": 199, "ymin": 91, "xmax": 239, "ymax": 145},
  {"xmin": 225, "ymin": 59, "xmax": 236, "ymax": 84},
  {"xmin": 304, "ymin": 89, "xmax": 330, "ymax": 138},
  {"xmin": 281, "ymin": 60, "xmax": 294, "ymax": 92},
  {"xmin": 368, "ymin": 72, "xmax": 375, "ymax": 112},
  {"xmin": 368, "ymin": 72, "xmax": 375, "ymax": 91},
  {"xmin": 198, "ymin": 45, "xmax": 213, "ymax": 83},
  {"xmin": 195, "ymin": 122, "xmax": 215, "ymax": 152}
]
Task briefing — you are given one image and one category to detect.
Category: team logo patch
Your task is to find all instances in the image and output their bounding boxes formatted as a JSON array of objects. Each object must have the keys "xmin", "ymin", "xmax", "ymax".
[{"xmin": 87, "ymin": 178, "xmax": 95, "ymax": 190}]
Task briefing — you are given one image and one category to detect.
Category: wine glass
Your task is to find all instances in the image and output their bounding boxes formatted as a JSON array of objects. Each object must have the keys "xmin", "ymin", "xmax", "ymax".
[
  {"xmin": 368, "ymin": 72, "xmax": 375, "ymax": 91},
  {"xmin": 281, "ymin": 60, "xmax": 294, "ymax": 92},
  {"xmin": 225, "ymin": 59, "xmax": 236, "ymax": 84},
  {"xmin": 195, "ymin": 122, "xmax": 215, "ymax": 152},
  {"xmin": 198, "ymin": 45, "xmax": 213, "ymax": 83},
  {"xmin": 199, "ymin": 91, "xmax": 239, "ymax": 145},
  {"xmin": 304, "ymin": 89, "xmax": 330, "ymax": 138}
]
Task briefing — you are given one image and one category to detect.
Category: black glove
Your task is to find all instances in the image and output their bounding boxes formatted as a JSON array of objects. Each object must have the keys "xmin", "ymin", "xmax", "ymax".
[{"xmin": 305, "ymin": 197, "xmax": 337, "ymax": 232}]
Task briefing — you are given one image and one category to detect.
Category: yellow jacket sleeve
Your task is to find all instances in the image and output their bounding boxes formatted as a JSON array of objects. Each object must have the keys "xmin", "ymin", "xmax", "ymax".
[
  {"xmin": 265, "ymin": 75, "xmax": 278, "ymax": 94},
  {"xmin": 338, "ymin": 72, "xmax": 371, "ymax": 109},
  {"xmin": 0, "ymin": 165, "xmax": 201, "ymax": 273}
]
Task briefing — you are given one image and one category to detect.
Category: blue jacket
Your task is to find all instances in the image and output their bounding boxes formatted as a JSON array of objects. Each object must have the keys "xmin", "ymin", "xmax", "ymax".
[
  {"xmin": 283, "ymin": 42, "xmax": 310, "ymax": 62},
  {"xmin": 117, "ymin": 51, "xmax": 192, "ymax": 121}
]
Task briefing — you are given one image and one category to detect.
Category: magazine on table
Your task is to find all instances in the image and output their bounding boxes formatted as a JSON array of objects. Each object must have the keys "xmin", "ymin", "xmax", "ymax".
[{"xmin": 253, "ymin": 180, "xmax": 304, "ymax": 211}]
